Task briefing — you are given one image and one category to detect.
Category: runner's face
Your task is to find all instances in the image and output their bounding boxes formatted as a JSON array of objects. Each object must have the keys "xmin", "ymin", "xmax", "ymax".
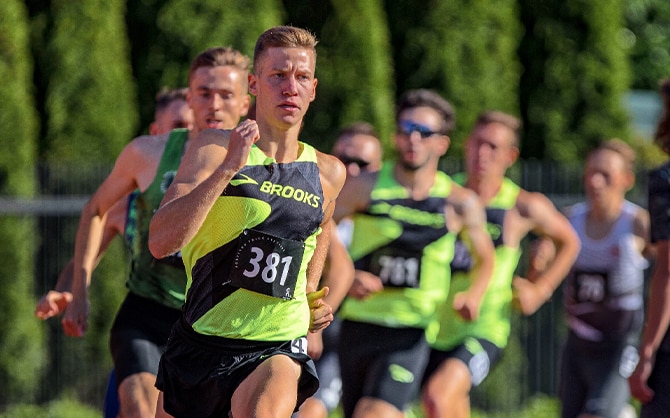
[
  {"xmin": 333, "ymin": 134, "xmax": 382, "ymax": 177},
  {"xmin": 584, "ymin": 149, "xmax": 631, "ymax": 207},
  {"xmin": 249, "ymin": 47, "xmax": 317, "ymax": 130},
  {"xmin": 150, "ymin": 99, "xmax": 194, "ymax": 135},
  {"xmin": 394, "ymin": 106, "xmax": 448, "ymax": 171},
  {"xmin": 465, "ymin": 122, "xmax": 517, "ymax": 182},
  {"xmin": 188, "ymin": 65, "xmax": 249, "ymax": 133}
]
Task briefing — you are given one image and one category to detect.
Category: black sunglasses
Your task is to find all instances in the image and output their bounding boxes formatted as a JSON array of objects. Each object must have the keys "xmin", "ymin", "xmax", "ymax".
[
  {"xmin": 337, "ymin": 156, "xmax": 371, "ymax": 170},
  {"xmin": 397, "ymin": 120, "xmax": 441, "ymax": 139}
]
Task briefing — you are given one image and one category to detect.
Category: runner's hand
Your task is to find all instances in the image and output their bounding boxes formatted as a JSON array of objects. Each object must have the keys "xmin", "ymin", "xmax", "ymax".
[
  {"xmin": 307, "ymin": 287, "xmax": 333, "ymax": 333},
  {"xmin": 347, "ymin": 270, "xmax": 383, "ymax": 299},
  {"xmin": 629, "ymin": 355, "xmax": 655, "ymax": 403},
  {"xmin": 306, "ymin": 330, "xmax": 324, "ymax": 360},
  {"xmin": 222, "ymin": 119, "xmax": 260, "ymax": 172},
  {"xmin": 35, "ymin": 291, "xmax": 73, "ymax": 319},
  {"xmin": 61, "ymin": 293, "xmax": 90, "ymax": 337}
]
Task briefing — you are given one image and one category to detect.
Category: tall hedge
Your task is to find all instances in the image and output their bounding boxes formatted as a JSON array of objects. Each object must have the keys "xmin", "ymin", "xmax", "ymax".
[
  {"xmin": 128, "ymin": 0, "xmax": 284, "ymax": 134},
  {"xmin": 624, "ymin": 0, "xmax": 670, "ymax": 90},
  {"xmin": 518, "ymin": 0, "xmax": 630, "ymax": 161},
  {"xmin": 386, "ymin": 0, "xmax": 522, "ymax": 154},
  {"xmin": 43, "ymin": 0, "xmax": 137, "ymax": 164},
  {"xmin": 306, "ymin": 0, "xmax": 396, "ymax": 152},
  {"xmin": 37, "ymin": 0, "xmax": 138, "ymax": 405},
  {"xmin": 0, "ymin": 0, "xmax": 43, "ymax": 408}
]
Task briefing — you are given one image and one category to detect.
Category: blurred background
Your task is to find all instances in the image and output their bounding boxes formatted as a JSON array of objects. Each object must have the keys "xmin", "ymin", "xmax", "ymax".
[{"xmin": 1, "ymin": 0, "xmax": 669, "ymax": 416}]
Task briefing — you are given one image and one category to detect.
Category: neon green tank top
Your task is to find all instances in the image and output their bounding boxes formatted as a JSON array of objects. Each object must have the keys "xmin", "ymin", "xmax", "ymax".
[
  {"xmin": 339, "ymin": 162, "xmax": 456, "ymax": 329},
  {"xmin": 428, "ymin": 175, "xmax": 522, "ymax": 349},
  {"xmin": 182, "ymin": 142, "xmax": 324, "ymax": 341},
  {"xmin": 125, "ymin": 129, "xmax": 189, "ymax": 309}
]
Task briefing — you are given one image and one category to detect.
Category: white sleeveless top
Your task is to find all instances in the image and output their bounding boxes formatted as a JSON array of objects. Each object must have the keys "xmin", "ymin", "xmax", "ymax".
[{"xmin": 563, "ymin": 201, "xmax": 647, "ymax": 342}]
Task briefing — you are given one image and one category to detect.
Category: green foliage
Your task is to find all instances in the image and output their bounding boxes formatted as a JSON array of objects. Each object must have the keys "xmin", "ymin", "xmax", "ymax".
[
  {"xmin": 0, "ymin": 0, "xmax": 38, "ymax": 195},
  {"xmin": 308, "ymin": 0, "xmax": 396, "ymax": 152},
  {"xmin": 44, "ymin": 0, "xmax": 137, "ymax": 164},
  {"xmin": 0, "ymin": 397, "xmax": 99, "ymax": 418},
  {"xmin": 158, "ymin": 0, "xmax": 283, "ymax": 60},
  {"xmin": 0, "ymin": 0, "xmax": 43, "ymax": 408},
  {"xmin": 128, "ymin": 0, "xmax": 284, "ymax": 134},
  {"xmin": 472, "ymin": 394, "xmax": 560, "ymax": 418},
  {"xmin": 518, "ymin": 0, "xmax": 631, "ymax": 161},
  {"xmin": 386, "ymin": 0, "xmax": 522, "ymax": 154},
  {"xmin": 405, "ymin": 394, "xmax": 560, "ymax": 418},
  {"xmin": 34, "ymin": 3, "xmax": 136, "ymax": 402},
  {"xmin": 624, "ymin": 0, "xmax": 670, "ymax": 89},
  {"xmin": 0, "ymin": 219, "xmax": 43, "ymax": 407}
]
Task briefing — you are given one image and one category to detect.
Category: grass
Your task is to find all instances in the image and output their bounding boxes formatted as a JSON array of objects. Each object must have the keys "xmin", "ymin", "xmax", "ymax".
[
  {"xmin": 0, "ymin": 394, "xmax": 562, "ymax": 418},
  {"xmin": 0, "ymin": 398, "xmax": 100, "ymax": 418},
  {"xmin": 402, "ymin": 394, "xmax": 560, "ymax": 418}
]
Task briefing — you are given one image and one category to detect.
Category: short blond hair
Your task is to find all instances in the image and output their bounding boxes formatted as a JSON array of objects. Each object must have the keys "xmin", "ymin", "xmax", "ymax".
[
  {"xmin": 475, "ymin": 111, "xmax": 522, "ymax": 147},
  {"xmin": 188, "ymin": 47, "xmax": 250, "ymax": 90},
  {"xmin": 590, "ymin": 138, "xmax": 636, "ymax": 173},
  {"xmin": 253, "ymin": 26, "xmax": 318, "ymax": 71}
]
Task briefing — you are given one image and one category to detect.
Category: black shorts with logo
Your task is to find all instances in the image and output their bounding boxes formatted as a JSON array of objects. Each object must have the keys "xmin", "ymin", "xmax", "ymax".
[
  {"xmin": 109, "ymin": 292, "xmax": 182, "ymax": 385},
  {"xmin": 338, "ymin": 319, "xmax": 430, "ymax": 416},
  {"xmin": 156, "ymin": 317, "xmax": 319, "ymax": 418},
  {"xmin": 422, "ymin": 337, "xmax": 503, "ymax": 388}
]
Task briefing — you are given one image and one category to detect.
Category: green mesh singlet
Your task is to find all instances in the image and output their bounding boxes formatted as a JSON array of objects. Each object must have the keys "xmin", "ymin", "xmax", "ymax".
[
  {"xmin": 339, "ymin": 162, "xmax": 456, "ymax": 329},
  {"xmin": 428, "ymin": 175, "xmax": 522, "ymax": 349},
  {"xmin": 182, "ymin": 142, "xmax": 325, "ymax": 341},
  {"xmin": 125, "ymin": 129, "xmax": 189, "ymax": 309}
]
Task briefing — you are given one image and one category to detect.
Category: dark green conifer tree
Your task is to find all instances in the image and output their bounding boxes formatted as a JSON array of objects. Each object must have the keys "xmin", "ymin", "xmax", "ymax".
[
  {"xmin": 0, "ymin": 0, "xmax": 43, "ymax": 407},
  {"xmin": 386, "ymin": 0, "xmax": 522, "ymax": 154},
  {"xmin": 518, "ymin": 0, "xmax": 630, "ymax": 161}
]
